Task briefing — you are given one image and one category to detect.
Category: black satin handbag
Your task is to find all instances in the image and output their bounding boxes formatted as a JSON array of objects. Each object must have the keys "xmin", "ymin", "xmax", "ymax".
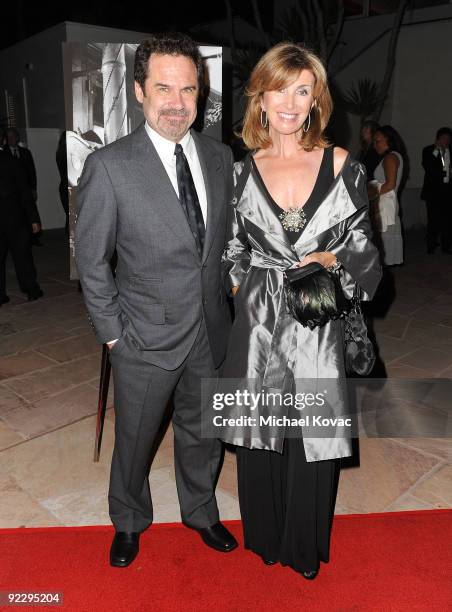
[
  {"xmin": 283, "ymin": 262, "xmax": 350, "ymax": 330},
  {"xmin": 343, "ymin": 286, "xmax": 376, "ymax": 376}
]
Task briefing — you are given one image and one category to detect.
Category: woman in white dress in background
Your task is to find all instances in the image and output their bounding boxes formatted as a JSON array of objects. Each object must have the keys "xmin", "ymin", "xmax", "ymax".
[{"xmin": 370, "ymin": 125, "xmax": 405, "ymax": 266}]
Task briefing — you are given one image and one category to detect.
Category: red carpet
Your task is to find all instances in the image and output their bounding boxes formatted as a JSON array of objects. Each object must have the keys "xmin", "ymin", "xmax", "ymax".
[{"xmin": 1, "ymin": 510, "xmax": 451, "ymax": 611}]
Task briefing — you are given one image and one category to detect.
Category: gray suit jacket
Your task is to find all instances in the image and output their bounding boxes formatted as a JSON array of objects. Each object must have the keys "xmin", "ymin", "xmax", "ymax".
[{"xmin": 75, "ymin": 123, "xmax": 233, "ymax": 370}]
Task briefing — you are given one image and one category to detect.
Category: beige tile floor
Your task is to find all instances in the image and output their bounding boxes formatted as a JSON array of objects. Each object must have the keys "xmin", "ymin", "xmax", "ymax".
[{"xmin": 0, "ymin": 229, "xmax": 451, "ymax": 528}]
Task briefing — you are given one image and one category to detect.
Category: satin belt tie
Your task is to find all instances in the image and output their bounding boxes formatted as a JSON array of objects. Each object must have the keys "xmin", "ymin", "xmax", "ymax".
[{"xmin": 248, "ymin": 250, "xmax": 298, "ymax": 390}]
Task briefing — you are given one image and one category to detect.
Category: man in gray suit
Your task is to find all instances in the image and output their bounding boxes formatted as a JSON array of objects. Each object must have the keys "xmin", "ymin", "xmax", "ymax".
[{"xmin": 75, "ymin": 33, "xmax": 236, "ymax": 567}]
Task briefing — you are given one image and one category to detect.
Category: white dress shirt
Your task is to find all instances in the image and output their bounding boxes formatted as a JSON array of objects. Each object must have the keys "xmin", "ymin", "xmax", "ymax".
[
  {"xmin": 144, "ymin": 122, "xmax": 208, "ymax": 225},
  {"xmin": 433, "ymin": 146, "xmax": 450, "ymax": 183},
  {"xmin": 107, "ymin": 123, "xmax": 208, "ymax": 346}
]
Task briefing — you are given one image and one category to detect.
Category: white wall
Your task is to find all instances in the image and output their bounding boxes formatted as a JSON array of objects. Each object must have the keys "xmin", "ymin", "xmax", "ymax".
[
  {"xmin": 329, "ymin": 4, "xmax": 452, "ymax": 228},
  {"xmin": 0, "ymin": 23, "xmax": 68, "ymax": 131},
  {"xmin": 392, "ymin": 18, "xmax": 452, "ymax": 189},
  {"xmin": 390, "ymin": 18, "xmax": 452, "ymax": 229},
  {"xmin": 26, "ymin": 128, "xmax": 66, "ymax": 230}
]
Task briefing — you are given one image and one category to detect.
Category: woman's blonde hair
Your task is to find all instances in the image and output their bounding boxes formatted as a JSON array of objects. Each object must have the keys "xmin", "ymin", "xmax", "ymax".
[{"xmin": 241, "ymin": 42, "xmax": 332, "ymax": 151}]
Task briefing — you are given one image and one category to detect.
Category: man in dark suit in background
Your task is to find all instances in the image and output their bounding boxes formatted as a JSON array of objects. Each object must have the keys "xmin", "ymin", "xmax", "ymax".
[
  {"xmin": 0, "ymin": 147, "xmax": 43, "ymax": 304},
  {"xmin": 2, "ymin": 127, "xmax": 42, "ymax": 246},
  {"xmin": 75, "ymin": 33, "xmax": 237, "ymax": 568},
  {"xmin": 3, "ymin": 128, "xmax": 38, "ymax": 199},
  {"xmin": 421, "ymin": 127, "xmax": 452, "ymax": 254}
]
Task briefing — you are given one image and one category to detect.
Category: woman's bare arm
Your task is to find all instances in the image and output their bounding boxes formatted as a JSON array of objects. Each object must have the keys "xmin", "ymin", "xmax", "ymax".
[{"xmin": 379, "ymin": 153, "xmax": 399, "ymax": 195}]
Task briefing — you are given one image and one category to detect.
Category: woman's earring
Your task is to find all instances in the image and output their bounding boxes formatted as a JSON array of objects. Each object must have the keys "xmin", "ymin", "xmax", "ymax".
[
  {"xmin": 260, "ymin": 109, "xmax": 268, "ymax": 128},
  {"xmin": 303, "ymin": 110, "xmax": 311, "ymax": 133}
]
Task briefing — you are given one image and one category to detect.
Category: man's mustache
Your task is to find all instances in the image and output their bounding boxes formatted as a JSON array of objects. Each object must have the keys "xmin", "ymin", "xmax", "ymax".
[{"xmin": 159, "ymin": 109, "xmax": 189, "ymax": 118}]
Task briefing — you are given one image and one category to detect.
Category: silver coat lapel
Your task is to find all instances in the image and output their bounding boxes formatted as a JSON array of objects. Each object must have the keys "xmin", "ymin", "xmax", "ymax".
[
  {"xmin": 235, "ymin": 155, "xmax": 367, "ymax": 254},
  {"xmin": 235, "ymin": 165, "xmax": 294, "ymax": 258},
  {"xmin": 296, "ymin": 155, "xmax": 366, "ymax": 246}
]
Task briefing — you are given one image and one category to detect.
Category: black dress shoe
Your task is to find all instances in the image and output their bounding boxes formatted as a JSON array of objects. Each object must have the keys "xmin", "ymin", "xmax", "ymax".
[
  {"xmin": 197, "ymin": 522, "xmax": 238, "ymax": 552},
  {"xmin": 0, "ymin": 295, "xmax": 9, "ymax": 306},
  {"xmin": 110, "ymin": 532, "xmax": 140, "ymax": 567},
  {"xmin": 27, "ymin": 289, "xmax": 44, "ymax": 301}
]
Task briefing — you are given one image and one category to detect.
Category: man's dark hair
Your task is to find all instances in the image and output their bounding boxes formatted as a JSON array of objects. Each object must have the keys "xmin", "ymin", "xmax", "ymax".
[
  {"xmin": 361, "ymin": 120, "xmax": 380, "ymax": 136},
  {"xmin": 436, "ymin": 126, "xmax": 452, "ymax": 140},
  {"xmin": 134, "ymin": 32, "xmax": 204, "ymax": 93},
  {"xmin": 2, "ymin": 127, "xmax": 20, "ymax": 143}
]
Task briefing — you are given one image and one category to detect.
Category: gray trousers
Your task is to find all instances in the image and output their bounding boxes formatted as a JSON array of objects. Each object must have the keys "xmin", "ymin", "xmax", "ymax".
[{"xmin": 108, "ymin": 320, "xmax": 221, "ymax": 533}]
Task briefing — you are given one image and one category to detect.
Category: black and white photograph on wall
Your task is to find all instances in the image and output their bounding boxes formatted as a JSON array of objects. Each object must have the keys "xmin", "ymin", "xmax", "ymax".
[{"xmin": 62, "ymin": 42, "xmax": 223, "ymax": 278}]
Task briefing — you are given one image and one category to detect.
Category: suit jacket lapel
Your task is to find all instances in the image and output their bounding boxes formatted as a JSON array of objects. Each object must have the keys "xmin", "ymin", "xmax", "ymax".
[
  {"xmin": 191, "ymin": 130, "xmax": 223, "ymax": 263},
  {"xmin": 130, "ymin": 124, "xmax": 200, "ymax": 259}
]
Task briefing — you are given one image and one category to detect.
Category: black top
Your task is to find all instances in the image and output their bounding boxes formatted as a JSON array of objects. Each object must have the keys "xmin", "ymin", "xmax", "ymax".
[
  {"xmin": 0, "ymin": 150, "xmax": 38, "ymax": 228},
  {"xmin": 251, "ymin": 146, "xmax": 334, "ymax": 244},
  {"xmin": 421, "ymin": 143, "xmax": 452, "ymax": 201},
  {"xmin": 3, "ymin": 144, "xmax": 37, "ymax": 192}
]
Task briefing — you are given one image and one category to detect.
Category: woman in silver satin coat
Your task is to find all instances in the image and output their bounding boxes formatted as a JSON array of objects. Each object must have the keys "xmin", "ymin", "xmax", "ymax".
[{"xmin": 220, "ymin": 43, "xmax": 381, "ymax": 578}]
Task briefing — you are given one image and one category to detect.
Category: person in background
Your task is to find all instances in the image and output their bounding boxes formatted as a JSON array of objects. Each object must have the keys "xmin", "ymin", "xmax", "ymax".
[
  {"xmin": 56, "ymin": 132, "xmax": 69, "ymax": 234},
  {"xmin": 370, "ymin": 125, "xmax": 405, "ymax": 266},
  {"xmin": 2, "ymin": 127, "xmax": 43, "ymax": 246},
  {"xmin": 358, "ymin": 120, "xmax": 381, "ymax": 181},
  {"xmin": 0, "ymin": 147, "xmax": 43, "ymax": 303},
  {"xmin": 421, "ymin": 127, "xmax": 452, "ymax": 254}
]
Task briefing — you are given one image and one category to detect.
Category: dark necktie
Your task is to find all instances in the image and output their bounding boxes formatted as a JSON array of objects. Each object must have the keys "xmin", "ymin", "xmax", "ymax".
[{"xmin": 174, "ymin": 143, "xmax": 205, "ymax": 257}]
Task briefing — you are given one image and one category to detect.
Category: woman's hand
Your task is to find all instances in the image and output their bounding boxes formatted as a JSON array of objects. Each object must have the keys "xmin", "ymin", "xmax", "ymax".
[
  {"xmin": 367, "ymin": 182, "xmax": 380, "ymax": 202},
  {"xmin": 297, "ymin": 251, "xmax": 337, "ymax": 269},
  {"xmin": 370, "ymin": 201, "xmax": 382, "ymax": 231}
]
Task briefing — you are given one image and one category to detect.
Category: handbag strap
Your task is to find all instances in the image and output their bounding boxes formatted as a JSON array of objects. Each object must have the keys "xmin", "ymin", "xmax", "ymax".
[
  {"xmin": 232, "ymin": 153, "xmax": 252, "ymax": 205},
  {"xmin": 352, "ymin": 283, "xmax": 363, "ymax": 313}
]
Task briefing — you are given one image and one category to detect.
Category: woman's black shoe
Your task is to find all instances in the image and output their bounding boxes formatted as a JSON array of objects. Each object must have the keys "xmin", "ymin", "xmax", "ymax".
[
  {"xmin": 261, "ymin": 557, "xmax": 277, "ymax": 565},
  {"xmin": 300, "ymin": 569, "xmax": 319, "ymax": 580}
]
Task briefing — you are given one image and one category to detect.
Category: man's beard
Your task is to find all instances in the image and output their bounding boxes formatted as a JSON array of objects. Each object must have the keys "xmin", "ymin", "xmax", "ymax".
[{"xmin": 158, "ymin": 109, "xmax": 191, "ymax": 139}]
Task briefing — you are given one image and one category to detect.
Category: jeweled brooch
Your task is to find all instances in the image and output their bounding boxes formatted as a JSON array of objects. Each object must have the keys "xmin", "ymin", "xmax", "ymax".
[{"xmin": 279, "ymin": 207, "xmax": 307, "ymax": 232}]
